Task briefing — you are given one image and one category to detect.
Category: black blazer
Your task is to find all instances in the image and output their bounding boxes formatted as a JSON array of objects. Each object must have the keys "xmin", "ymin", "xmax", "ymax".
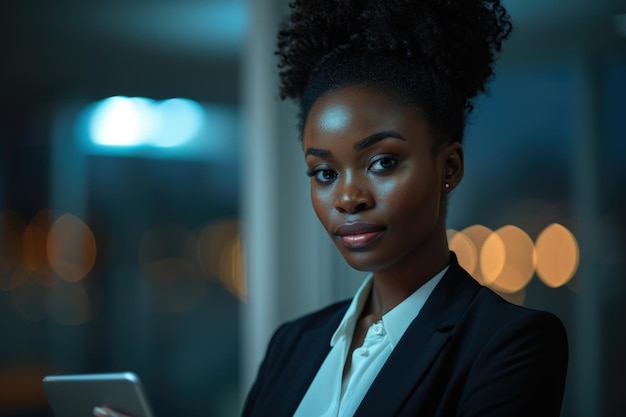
[{"xmin": 242, "ymin": 254, "xmax": 568, "ymax": 416}]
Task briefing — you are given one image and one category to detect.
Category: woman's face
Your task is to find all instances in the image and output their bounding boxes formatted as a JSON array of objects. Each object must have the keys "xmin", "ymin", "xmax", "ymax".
[{"xmin": 303, "ymin": 85, "xmax": 462, "ymax": 274}]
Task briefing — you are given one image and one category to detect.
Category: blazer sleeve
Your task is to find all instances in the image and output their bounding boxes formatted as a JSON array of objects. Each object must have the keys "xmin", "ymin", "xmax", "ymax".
[
  {"xmin": 457, "ymin": 310, "xmax": 568, "ymax": 417},
  {"xmin": 241, "ymin": 322, "xmax": 290, "ymax": 417}
]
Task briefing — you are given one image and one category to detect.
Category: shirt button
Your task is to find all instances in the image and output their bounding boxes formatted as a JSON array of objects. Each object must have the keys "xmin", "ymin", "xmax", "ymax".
[
  {"xmin": 357, "ymin": 347, "xmax": 369, "ymax": 357},
  {"xmin": 372, "ymin": 322, "xmax": 384, "ymax": 335}
]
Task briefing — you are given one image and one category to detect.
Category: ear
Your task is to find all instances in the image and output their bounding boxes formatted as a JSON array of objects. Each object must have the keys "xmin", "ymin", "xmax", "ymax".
[{"xmin": 440, "ymin": 142, "xmax": 464, "ymax": 193}]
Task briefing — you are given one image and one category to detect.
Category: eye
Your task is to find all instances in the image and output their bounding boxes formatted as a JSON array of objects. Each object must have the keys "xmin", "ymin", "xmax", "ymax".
[
  {"xmin": 306, "ymin": 168, "xmax": 338, "ymax": 184},
  {"xmin": 368, "ymin": 155, "xmax": 398, "ymax": 173}
]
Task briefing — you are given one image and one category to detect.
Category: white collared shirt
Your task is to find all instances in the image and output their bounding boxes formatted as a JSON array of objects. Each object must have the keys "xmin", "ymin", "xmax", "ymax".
[{"xmin": 294, "ymin": 266, "xmax": 447, "ymax": 417}]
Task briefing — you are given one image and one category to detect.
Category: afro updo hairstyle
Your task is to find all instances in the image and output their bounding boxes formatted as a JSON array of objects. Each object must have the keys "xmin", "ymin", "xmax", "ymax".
[{"xmin": 276, "ymin": 0, "xmax": 513, "ymax": 147}]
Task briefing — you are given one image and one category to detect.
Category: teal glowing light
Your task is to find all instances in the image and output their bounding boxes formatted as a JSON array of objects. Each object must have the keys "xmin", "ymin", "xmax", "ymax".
[
  {"xmin": 151, "ymin": 98, "xmax": 205, "ymax": 148},
  {"xmin": 87, "ymin": 96, "xmax": 204, "ymax": 148},
  {"xmin": 89, "ymin": 96, "xmax": 153, "ymax": 147},
  {"xmin": 76, "ymin": 96, "xmax": 239, "ymax": 161}
]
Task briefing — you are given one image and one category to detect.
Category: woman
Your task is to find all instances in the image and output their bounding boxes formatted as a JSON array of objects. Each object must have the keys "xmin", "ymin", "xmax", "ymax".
[{"xmin": 241, "ymin": 0, "xmax": 568, "ymax": 416}]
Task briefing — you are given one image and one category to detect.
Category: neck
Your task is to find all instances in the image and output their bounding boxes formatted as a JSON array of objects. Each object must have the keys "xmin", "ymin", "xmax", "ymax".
[{"xmin": 366, "ymin": 249, "xmax": 450, "ymax": 316}]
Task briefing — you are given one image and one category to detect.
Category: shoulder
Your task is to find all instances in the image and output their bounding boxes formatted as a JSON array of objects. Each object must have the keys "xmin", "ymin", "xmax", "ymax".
[
  {"xmin": 438, "ymin": 257, "xmax": 568, "ymax": 353},
  {"xmin": 444, "ymin": 254, "xmax": 567, "ymax": 338},
  {"xmin": 474, "ymin": 285, "xmax": 566, "ymax": 336},
  {"xmin": 456, "ymin": 284, "xmax": 569, "ymax": 369}
]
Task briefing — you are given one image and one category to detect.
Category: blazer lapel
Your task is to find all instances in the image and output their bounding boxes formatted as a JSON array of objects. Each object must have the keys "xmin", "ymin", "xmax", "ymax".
[{"xmin": 354, "ymin": 256, "xmax": 480, "ymax": 416}]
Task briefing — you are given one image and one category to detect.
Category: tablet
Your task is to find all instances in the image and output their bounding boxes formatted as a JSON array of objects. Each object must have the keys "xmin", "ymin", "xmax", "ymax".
[{"xmin": 42, "ymin": 372, "xmax": 156, "ymax": 417}]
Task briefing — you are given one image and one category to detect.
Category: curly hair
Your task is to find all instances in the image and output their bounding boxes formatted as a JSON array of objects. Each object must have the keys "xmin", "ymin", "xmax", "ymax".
[{"xmin": 276, "ymin": 0, "xmax": 513, "ymax": 144}]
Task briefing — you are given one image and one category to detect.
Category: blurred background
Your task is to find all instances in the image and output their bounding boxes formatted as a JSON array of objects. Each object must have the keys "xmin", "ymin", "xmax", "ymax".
[{"xmin": 0, "ymin": 0, "xmax": 624, "ymax": 416}]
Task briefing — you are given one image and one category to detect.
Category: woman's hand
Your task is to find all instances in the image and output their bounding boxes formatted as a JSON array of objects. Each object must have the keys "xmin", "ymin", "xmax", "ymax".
[{"xmin": 93, "ymin": 406, "xmax": 134, "ymax": 417}]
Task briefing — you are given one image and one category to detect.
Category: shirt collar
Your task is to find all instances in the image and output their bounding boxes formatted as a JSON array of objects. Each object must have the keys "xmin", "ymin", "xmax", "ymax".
[
  {"xmin": 330, "ymin": 275, "xmax": 374, "ymax": 347},
  {"xmin": 330, "ymin": 265, "xmax": 449, "ymax": 348},
  {"xmin": 383, "ymin": 266, "xmax": 447, "ymax": 347}
]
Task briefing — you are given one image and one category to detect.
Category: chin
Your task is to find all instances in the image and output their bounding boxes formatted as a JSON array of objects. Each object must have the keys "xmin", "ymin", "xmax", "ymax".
[{"xmin": 339, "ymin": 251, "xmax": 386, "ymax": 273}]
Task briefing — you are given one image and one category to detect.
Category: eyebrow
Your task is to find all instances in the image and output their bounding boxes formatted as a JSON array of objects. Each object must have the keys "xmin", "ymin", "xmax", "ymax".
[
  {"xmin": 355, "ymin": 131, "xmax": 405, "ymax": 151},
  {"xmin": 305, "ymin": 130, "xmax": 405, "ymax": 158}
]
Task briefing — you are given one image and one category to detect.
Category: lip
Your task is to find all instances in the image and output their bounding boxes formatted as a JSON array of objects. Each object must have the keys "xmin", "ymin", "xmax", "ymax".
[{"xmin": 334, "ymin": 222, "xmax": 386, "ymax": 249}]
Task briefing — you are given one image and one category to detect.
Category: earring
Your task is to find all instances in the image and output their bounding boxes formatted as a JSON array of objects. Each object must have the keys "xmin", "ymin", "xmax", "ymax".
[{"xmin": 444, "ymin": 183, "xmax": 450, "ymax": 190}]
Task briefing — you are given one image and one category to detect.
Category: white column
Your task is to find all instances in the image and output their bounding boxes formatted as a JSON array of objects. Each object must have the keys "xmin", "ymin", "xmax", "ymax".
[{"xmin": 239, "ymin": 0, "xmax": 285, "ymax": 403}]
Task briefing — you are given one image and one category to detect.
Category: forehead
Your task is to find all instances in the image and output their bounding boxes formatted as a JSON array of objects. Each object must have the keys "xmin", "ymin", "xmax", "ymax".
[{"xmin": 303, "ymin": 85, "xmax": 424, "ymax": 144}]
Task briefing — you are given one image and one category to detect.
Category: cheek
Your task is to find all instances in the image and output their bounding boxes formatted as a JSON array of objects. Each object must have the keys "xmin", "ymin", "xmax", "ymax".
[
  {"xmin": 375, "ymin": 173, "xmax": 439, "ymax": 218},
  {"xmin": 372, "ymin": 171, "xmax": 417, "ymax": 203},
  {"xmin": 310, "ymin": 186, "xmax": 331, "ymax": 225},
  {"xmin": 373, "ymin": 177, "xmax": 400, "ymax": 200}
]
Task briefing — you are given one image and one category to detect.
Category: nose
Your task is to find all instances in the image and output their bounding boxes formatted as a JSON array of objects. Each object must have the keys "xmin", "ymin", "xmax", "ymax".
[{"xmin": 335, "ymin": 174, "xmax": 373, "ymax": 214}]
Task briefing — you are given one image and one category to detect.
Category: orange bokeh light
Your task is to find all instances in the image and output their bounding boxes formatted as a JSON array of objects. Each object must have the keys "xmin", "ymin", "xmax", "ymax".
[
  {"xmin": 535, "ymin": 223, "xmax": 579, "ymax": 288},
  {"xmin": 448, "ymin": 229, "xmax": 478, "ymax": 278},
  {"xmin": 484, "ymin": 225, "xmax": 536, "ymax": 294},
  {"xmin": 22, "ymin": 210, "xmax": 53, "ymax": 277},
  {"xmin": 47, "ymin": 214, "xmax": 97, "ymax": 283},
  {"xmin": 196, "ymin": 218, "xmax": 245, "ymax": 300},
  {"xmin": 455, "ymin": 225, "xmax": 494, "ymax": 285}
]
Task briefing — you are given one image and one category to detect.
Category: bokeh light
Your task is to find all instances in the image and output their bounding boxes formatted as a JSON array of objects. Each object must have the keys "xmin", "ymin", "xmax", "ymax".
[
  {"xmin": 453, "ymin": 224, "xmax": 494, "ymax": 285},
  {"xmin": 448, "ymin": 222, "xmax": 578, "ymax": 303},
  {"xmin": 484, "ymin": 225, "xmax": 536, "ymax": 294},
  {"xmin": 448, "ymin": 228, "xmax": 478, "ymax": 277},
  {"xmin": 76, "ymin": 96, "xmax": 240, "ymax": 162},
  {"xmin": 219, "ymin": 233, "xmax": 246, "ymax": 301},
  {"xmin": 196, "ymin": 218, "xmax": 246, "ymax": 300},
  {"xmin": 151, "ymin": 98, "xmax": 205, "ymax": 148},
  {"xmin": 535, "ymin": 223, "xmax": 580, "ymax": 288},
  {"xmin": 1, "ymin": 209, "xmax": 100, "ymax": 325},
  {"xmin": 86, "ymin": 96, "xmax": 204, "ymax": 148},
  {"xmin": 22, "ymin": 209, "xmax": 56, "ymax": 287},
  {"xmin": 47, "ymin": 214, "xmax": 97, "ymax": 283},
  {"xmin": 88, "ymin": 96, "xmax": 153, "ymax": 146},
  {"xmin": 479, "ymin": 231, "xmax": 506, "ymax": 286},
  {"xmin": 0, "ymin": 210, "xmax": 26, "ymax": 290}
]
